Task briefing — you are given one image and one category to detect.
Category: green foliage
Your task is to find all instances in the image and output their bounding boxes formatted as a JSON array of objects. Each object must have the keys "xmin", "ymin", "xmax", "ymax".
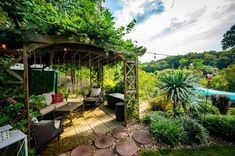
[
  {"xmin": 140, "ymin": 50, "xmax": 235, "ymax": 72},
  {"xmin": 0, "ymin": 94, "xmax": 44, "ymax": 132},
  {"xmin": 228, "ymin": 107, "xmax": 235, "ymax": 116},
  {"xmin": 128, "ymin": 100, "xmax": 138, "ymax": 119},
  {"xmin": 211, "ymin": 94, "xmax": 231, "ymax": 115},
  {"xmin": 200, "ymin": 64, "xmax": 235, "ymax": 92},
  {"xmin": 150, "ymin": 115, "xmax": 185, "ymax": 147},
  {"xmin": 140, "ymin": 111, "xmax": 166, "ymax": 124},
  {"xmin": 59, "ymin": 88, "xmax": 70, "ymax": 99},
  {"xmin": 222, "ymin": 24, "xmax": 235, "ymax": 50},
  {"xmin": 180, "ymin": 118, "xmax": 208, "ymax": 145},
  {"xmin": 143, "ymin": 112, "xmax": 208, "ymax": 146},
  {"xmin": 140, "ymin": 113, "xmax": 152, "ymax": 124},
  {"xmin": 29, "ymin": 95, "xmax": 45, "ymax": 117},
  {"xmin": 149, "ymin": 96, "xmax": 172, "ymax": 111},
  {"xmin": 0, "ymin": 0, "xmax": 143, "ymax": 55},
  {"xmin": 159, "ymin": 70, "xmax": 194, "ymax": 115},
  {"xmin": 103, "ymin": 64, "xmax": 124, "ymax": 94},
  {"xmin": 203, "ymin": 114, "xmax": 235, "ymax": 142},
  {"xmin": 139, "ymin": 70, "xmax": 157, "ymax": 99}
]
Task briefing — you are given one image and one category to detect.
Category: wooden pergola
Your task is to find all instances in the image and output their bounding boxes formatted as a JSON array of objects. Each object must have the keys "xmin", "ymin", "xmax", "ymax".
[{"xmin": 0, "ymin": 31, "xmax": 140, "ymax": 125}]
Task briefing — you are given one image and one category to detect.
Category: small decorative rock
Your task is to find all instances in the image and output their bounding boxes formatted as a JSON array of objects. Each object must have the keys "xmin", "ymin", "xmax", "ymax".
[
  {"xmin": 94, "ymin": 149, "xmax": 114, "ymax": 156},
  {"xmin": 132, "ymin": 131, "xmax": 152, "ymax": 144},
  {"xmin": 111, "ymin": 126, "xmax": 128, "ymax": 139},
  {"xmin": 71, "ymin": 144, "xmax": 94, "ymax": 156},
  {"xmin": 115, "ymin": 139, "xmax": 138, "ymax": 156},
  {"xmin": 94, "ymin": 135, "xmax": 115, "ymax": 149}
]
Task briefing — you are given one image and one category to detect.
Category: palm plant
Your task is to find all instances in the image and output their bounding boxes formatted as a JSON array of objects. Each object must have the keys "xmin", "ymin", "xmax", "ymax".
[{"xmin": 159, "ymin": 71, "xmax": 194, "ymax": 115}]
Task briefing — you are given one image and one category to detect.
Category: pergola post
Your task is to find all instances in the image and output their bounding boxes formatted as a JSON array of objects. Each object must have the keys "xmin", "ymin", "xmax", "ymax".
[
  {"xmin": 23, "ymin": 44, "xmax": 30, "ymax": 146},
  {"xmin": 123, "ymin": 57, "xmax": 139, "ymax": 124}
]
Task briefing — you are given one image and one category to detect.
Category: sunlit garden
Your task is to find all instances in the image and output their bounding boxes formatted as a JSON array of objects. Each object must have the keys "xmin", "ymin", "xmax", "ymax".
[{"xmin": 0, "ymin": 0, "xmax": 235, "ymax": 156}]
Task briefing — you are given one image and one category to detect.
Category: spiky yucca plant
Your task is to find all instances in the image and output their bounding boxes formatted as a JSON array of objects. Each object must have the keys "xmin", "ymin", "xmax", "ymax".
[{"xmin": 159, "ymin": 71, "xmax": 194, "ymax": 115}]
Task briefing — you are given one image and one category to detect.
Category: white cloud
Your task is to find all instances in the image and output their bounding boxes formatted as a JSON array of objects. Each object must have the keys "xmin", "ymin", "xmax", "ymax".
[{"xmin": 107, "ymin": 0, "xmax": 235, "ymax": 62}]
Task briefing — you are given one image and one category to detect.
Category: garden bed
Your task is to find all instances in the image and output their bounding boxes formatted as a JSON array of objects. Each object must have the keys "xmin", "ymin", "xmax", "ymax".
[{"xmin": 127, "ymin": 121, "xmax": 234, "ymax": 153}]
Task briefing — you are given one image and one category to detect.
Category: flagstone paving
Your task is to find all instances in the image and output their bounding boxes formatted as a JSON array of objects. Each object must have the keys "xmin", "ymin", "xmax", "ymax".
[{"xmin": 40, "ymin": 106, "xmax": 122, "ymax": 156}]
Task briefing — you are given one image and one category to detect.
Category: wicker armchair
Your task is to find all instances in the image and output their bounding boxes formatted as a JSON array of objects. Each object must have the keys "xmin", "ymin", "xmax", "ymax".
[
  {"xmin": 30, "ymin": 117, "xmax": 64, "ymax": 153},
  {"xmin": 83, "ymin": 88, "xmax": 102, "ymax": 108}
]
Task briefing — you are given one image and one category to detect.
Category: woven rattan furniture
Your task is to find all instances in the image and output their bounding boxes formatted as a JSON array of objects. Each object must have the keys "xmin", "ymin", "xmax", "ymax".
[
  {"xmin": 30, "ymin": 117, "xmax": 64, "ymax": 153},
  {"xmin": 83, "ymin": 88, "xmax": 102, "ymax": 109}
]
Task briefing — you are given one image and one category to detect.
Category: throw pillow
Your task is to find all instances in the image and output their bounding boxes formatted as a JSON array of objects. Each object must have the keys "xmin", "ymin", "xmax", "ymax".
[
  {"xmin": 90, "ymin": 88, "xmax": 101, "ymax": 97},
  {"xmin": 42, "ymin": 92, "xmax": 54, "ymax": 105}
]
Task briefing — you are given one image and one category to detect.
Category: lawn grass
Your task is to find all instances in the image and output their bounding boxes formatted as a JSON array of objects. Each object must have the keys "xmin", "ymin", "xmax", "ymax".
[{"xmin": 138, "ymin": 144, "xmax": 235, "ymax": 156}]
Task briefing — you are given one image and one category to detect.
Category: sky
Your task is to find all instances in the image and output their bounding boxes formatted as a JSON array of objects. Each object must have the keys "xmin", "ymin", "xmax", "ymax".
[{"xmin": 104, "ymin": 0, "xmax": 235, "ymax": 62}]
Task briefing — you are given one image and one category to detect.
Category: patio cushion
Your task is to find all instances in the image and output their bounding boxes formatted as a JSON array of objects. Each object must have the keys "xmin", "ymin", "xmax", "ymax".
[
  {"xmin": 31, "ymin": 117, "xmax": 39, "ymax": 123},
  {"xmin": 90, "ymin": 88, "xmax": 101, "ymax": 97},
  {"xmin": 39, "ymin": 120, "xmax": 61, "ymax": 129},
  {"xmin": 42, "ymin": 92, "xmax": 54, "ymax": 105},
  {"xmin": 84, "ymin": 97, "xmax": 96, "ymax": 102}
]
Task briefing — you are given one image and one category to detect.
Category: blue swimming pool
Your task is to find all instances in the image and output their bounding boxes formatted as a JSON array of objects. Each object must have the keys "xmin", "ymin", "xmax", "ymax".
[{"xmin": 195, "ymin": 87, "xmax": 235, "ymax": 102}]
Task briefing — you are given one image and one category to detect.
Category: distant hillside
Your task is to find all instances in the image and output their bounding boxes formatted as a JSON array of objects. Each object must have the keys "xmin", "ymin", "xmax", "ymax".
[{"xmin": 140, "ymin": 48, "xmax": 235, "ymax": 73}]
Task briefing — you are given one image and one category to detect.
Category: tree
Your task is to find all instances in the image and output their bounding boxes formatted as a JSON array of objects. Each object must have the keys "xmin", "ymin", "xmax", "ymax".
[
  {"xmin": 179, "ymin": 58, "xmax": 189, "ymax": 68},
  {"xmin": 222, "ymin": 24, "xmax": 235, "ymax": 50},
  {"xmin": 216, "ymin": 56, "xmax": 231, "ymax": 69},
  {"xmin": 199, "ymin": 64, "xmax": 235, "ymax": 92},
  {"xmin": 159, "ymin": 71, "xmax": 194, "ymax": 115}
]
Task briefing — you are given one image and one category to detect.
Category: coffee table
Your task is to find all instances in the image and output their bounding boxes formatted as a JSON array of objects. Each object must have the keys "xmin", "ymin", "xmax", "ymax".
[{"xmin": 55, "ymin": 102, "xmax": 83, "ymax": 125}]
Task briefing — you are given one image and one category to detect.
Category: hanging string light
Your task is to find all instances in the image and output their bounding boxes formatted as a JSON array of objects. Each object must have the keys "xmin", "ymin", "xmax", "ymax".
[
  {"xmin": 154, "ymin": 53, "xmax": 156, "ymax": 59},
  {"xmin": 145, "ymin": 51, "xmax": 172, "ymax": 59},
  {"xmin": 1, "ymin": 44, "xmax": 7, "ymax": 49}
]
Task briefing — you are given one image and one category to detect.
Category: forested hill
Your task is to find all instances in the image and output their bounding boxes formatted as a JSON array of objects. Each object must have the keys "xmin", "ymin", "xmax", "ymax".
[{"xmin": 140, "ymin": 48, "xmax": 235, "ymax": 73}]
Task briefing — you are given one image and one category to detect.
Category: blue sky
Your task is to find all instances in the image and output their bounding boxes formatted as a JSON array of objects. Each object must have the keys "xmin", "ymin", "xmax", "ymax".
[{"xmin": 104, "ymin": 0, "xmax": 235, "ymax": 62}]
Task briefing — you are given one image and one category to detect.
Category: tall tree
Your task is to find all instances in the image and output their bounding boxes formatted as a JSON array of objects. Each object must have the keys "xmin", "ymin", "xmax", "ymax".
[{"xmin": 222, "ymin": 24, "xmax": 235, "ymax": 50}]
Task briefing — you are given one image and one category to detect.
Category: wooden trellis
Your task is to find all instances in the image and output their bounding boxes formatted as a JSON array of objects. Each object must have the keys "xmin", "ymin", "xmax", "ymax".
[
  {"xmin": 124, "ymin": 59, "xmax": 139, "ymax": 123},
  {"xmin": 0, "ymin": 56, "xmax": 23, "ymax": 105},
  {"xmin": 90, "ymin": 65, "xmax": 103, "ymax": 88}
]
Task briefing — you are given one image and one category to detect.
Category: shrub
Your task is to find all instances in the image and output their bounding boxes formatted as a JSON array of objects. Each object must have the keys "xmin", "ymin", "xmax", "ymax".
[
  {"xmin": 150, "ymin": 96, "xmax": 172, "ymax": 111},
  {"xmin": 143, "ymin": 112, "xmax": 208, "ymax": 146},
  {"xmin": 205, "ymin": 104, "xmax": 220, "ymax": 115},
  {"xmin": 180, "ymin": 118, "xmax": 208, "ymax": 144},
  {"xmin": 158, "ymin": 71, "xmax": 194, "ymax": 115},
  {"xmin": 228, "ymin": 107, "xmax": 235, "ymax": 116},
  {"xmin": 203, "ymin": 114, "xmax": 235, "ymax": 142},
  {"xmin": 211, "ymin": 94, "xmax": 231, "ymax": 115},
  {"xmin": 150, "ymin": 115, "xmax": 185, "ymax": 147},
  {"xmin": 140, "ymin": 111, "xmax": 165, "ymax": 124},
  {"xmin": 140, "ymin": 113, "xmax": 151, "ymax": 124}
]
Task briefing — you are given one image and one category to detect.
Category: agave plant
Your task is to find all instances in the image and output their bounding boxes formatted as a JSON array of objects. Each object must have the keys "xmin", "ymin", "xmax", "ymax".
[{"xmin": 159, "ymin": 71, "xmax": 194, "ymax": 115}]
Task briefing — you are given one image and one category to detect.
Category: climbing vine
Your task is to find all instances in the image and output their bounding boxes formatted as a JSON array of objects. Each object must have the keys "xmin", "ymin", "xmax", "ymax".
[{"xmin": 0, "ymin": 0, "xmax": 146, "ymax": 55}]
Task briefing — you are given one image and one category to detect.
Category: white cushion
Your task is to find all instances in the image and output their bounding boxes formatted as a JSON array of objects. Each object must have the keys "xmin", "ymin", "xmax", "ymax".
[
  {"xmin": 84, "ymin": 97, "xmax": 96, "ymax": 102},
  {"xmin": 31, "ymin": 117, "xmax": 39, "ymax": 123},
  {"xmin": 90, "ymin": 88, "xmax": 101, "ymax": 97},
  {"xmin": 42, "ymin": 92, "xmax": 54, "ymax": 105},
  {"xmin": 40, "ymin": 120, "xmax": 61, "ymax": 129}
]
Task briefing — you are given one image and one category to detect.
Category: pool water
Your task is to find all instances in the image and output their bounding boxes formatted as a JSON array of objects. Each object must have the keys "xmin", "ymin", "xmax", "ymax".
[{"xmin": 195, "ymin": 87, "xmax": 235, "ymax": 102}]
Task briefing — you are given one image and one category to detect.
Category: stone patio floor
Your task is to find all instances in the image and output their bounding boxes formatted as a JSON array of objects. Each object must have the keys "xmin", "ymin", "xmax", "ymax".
[{"xmin": 40, "ymin": 105, "xmax": 122, "ymax": 156}]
